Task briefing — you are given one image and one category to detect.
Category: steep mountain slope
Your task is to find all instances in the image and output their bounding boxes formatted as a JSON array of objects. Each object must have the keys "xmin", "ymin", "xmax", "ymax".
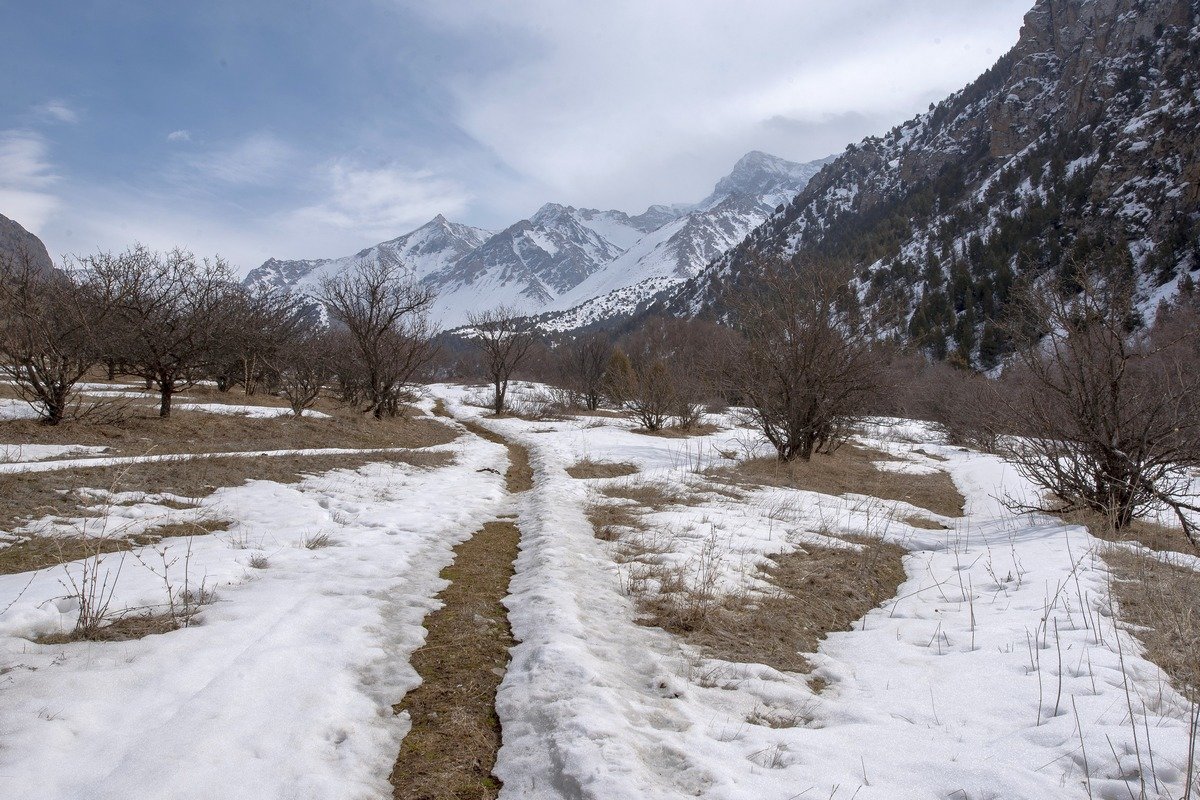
[
  {"xmin": 0, "ymin": 213, "xmax": 54, "ymax": 274},
  {"xmin": 244, "ymin": 214, "xmax": 493, "ymax": 296},
  {"xmin": 535, "ymin": 152, "xmax": 833, "ymax": 330},
  {"xmin": 422, "ymin": 203, "xmax": 629, "ymax": 323},
  {"xmin": 660, "ymin": 0, "xmax": 1200, "ymax": 367},
  {"xmin": 248, "ymin": 152, "xmax": 829, "ymax": 329}
]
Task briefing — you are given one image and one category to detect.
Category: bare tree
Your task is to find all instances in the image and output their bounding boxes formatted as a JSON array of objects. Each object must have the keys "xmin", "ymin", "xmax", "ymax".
[
  {"xmin": 725, "ymin": 256, "xmax": 882, "ymax": 461},
  {"xmin": 267, "ymin": 329, "xmax": 334, "ymax": 418},
  {"xmin": 555, "ymin": 332, "xmax": 612, "ymax": 411},
  {"xmin": 85, "ymin": 246, "xmax": 242, "ymax": 417},
  {"xmin": 607, "ymin": 323, "xmax": 678, "ymax": 432},
  {"xmin": 216, "ymin": 285, "xmax": 304, "ymax": 395},
  {"xmin": 467, "ymin": 306, "xmax": 536, "ymax": 414},
  {"xmin": 996, "ymin": 266, "xmax": 1200, "ymax": 546},
  {"xmin": 320, "ymin": 257, "xmax": 437, "ymax": 418},
  {"xmin": 0, "ymin": 250, "xmax": 114, "ymax": 424}
]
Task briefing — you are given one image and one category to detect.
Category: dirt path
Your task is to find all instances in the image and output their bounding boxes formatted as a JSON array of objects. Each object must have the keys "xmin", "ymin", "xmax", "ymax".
[{"xmin": 389, "ymin": 415, "xmax": 530, "ymax": 799}]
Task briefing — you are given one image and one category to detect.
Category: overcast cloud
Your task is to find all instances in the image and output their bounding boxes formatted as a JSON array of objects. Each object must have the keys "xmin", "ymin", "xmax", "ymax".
[{"xmin": 0, "ymin": 1, "xmax": 1029, "ymax": 273}]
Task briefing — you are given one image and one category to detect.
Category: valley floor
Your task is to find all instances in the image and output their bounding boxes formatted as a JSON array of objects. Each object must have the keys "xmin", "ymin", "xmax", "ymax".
[{"xmin": 0, "ymin": 381, "xmax": 1196, "ymax": 799}]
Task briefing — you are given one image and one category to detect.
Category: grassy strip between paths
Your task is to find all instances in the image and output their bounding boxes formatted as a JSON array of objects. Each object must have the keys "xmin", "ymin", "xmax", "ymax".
[{"xmin": 390, "ymin": 416, "xmax": 528, "ymax": 799}]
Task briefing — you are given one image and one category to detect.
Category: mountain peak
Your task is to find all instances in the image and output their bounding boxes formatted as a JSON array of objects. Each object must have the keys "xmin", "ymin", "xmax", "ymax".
[{"xmin": 702, "ymin": 151, "xmax": 833, "ymax": 211}]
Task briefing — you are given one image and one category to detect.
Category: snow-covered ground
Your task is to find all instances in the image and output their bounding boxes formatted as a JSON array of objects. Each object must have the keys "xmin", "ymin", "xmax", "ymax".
[
  {"xmin": 0, "ymin": 421, "xmax": 508, "ymax": 800},
  {"xmin": 437, "ymin": 384, "xmax": 1199, "ymax": 800},
  {"xmin": 0, "ymin": 382, "xmax": 1196, "ymax": 799}
]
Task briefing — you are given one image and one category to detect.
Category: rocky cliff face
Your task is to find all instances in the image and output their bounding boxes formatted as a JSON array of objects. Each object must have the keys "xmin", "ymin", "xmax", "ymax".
[
  {"xmin": 0, "ymin": 213, "xmax": 54, "ymax": 275},
  {"xmin": 662, "ymin": 0, "xmax": 1200, "ymax": 367}
]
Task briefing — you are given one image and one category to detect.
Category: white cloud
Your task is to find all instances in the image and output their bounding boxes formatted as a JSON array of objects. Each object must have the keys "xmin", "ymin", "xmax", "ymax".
[
  {"xmin": 33, "ymin": 100, "xmax": 79, "ymax": 125},
  {"xmin": 0, "ymin": 130, "xmax": 60, "ymax": 231},
  {"xmin": 409, "ymin": 0, "xmax": 1029, "ymax": 211},
  {"xmin": 291, "ymin": 162, "xmax": 471, "ymax": 240},
  {"xmin": 185, "ymin": 132, "xmax": 297, "ymax": 185},
  {"xmin": 167, "ymin": 129, "xmax": 192, "ymax": 143}
]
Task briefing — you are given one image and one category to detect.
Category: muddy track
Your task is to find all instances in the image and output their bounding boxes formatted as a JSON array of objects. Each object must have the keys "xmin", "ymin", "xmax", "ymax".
[{"xmin": 389, "ymin": 414, "xmax": 529, "ymax": 799}]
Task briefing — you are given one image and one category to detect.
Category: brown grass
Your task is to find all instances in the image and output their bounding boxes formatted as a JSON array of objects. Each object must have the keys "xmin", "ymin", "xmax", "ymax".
[
  {"xmin": 1105, "ymin": 547, "xmax": 1199, "ymax": 703},
  {"xmin": 36, "ymin": 611, "xmax": 184, "ymax": 644},
  {"xmin": 0, "ymin": 450, "xmax": 452, "ymax": 572},
  {"xmin": 650, "ymin": 535, "xmax": 907, "ymax": 675},
  {"xmin": 1061, "ymin": 509, "xmax": 1199, "ymax": 554},
  {"xmin": 0, "ymin": 533, "xmax": 157, "ymax": 576},
  {"xmin": 714, "ymin": 444, "xmax": 964, "ymax": 518},
  {"xmin": 589, "ymin": 467, "xmax": 909, "ymax": 680},
  {"xmin": 0, "ymin": 407, "xmax": 456, "ymax": 458},
  {"xmin": 566, "ymin": 459, "xmax": 639, "ymax": 480},
  {"xmin": 457, "ymin": 420, "xmax": 532, "ymax": 493},
  {"xmin": 633, "ymin": 423, "xmax": 722, "ymax": 439},
  {"xmin": 389, "ymin": 421, "xmax": 529, "ymax": 799}
]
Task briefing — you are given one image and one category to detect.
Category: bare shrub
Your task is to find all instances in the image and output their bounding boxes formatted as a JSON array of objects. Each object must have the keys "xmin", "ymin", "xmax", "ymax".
[
  {"xmin": 554, "ymin": 332, "xmax": 612, "ymax": 411},
  {"xmin": 268, "ymin": 328, "xmax": 335, "ymax": 417},
  {"xmin": 996, "ymin": 266, "xmax": 1200, "ymax": 546},
  {"xmin": 467, "ymin": 306, "xmax": 536, "ymax": 414},
  {"xmin": 725, "ymin": 255, "xmax": 884, "ymax": 461}
]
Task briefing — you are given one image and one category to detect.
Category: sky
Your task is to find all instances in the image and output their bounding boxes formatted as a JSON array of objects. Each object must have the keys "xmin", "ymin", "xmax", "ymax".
[{"xmin": 0, "ymin": 0, "xmax": 1031, "ymax": 275}]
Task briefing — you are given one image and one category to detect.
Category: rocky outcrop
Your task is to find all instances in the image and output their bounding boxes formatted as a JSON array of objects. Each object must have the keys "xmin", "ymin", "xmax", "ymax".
[{"xmin": 662, "ymin": 0, "xmax": 1200, "ymax": 367}]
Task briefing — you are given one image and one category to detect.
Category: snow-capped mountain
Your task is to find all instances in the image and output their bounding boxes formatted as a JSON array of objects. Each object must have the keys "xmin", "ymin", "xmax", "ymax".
[
  {"xmin": 246, "ymin": 152, "xmax": 830, "ymax": 329},
  {"xmin": 537, "ymin": 152, "xmax": 833, "ymax": 330},
  {"xmin": 660, "ymin": 0, "xmax": 1200, "ymax": 367},
  {"xmin": 243, "ymin": 214, "xmax": 493, "ymax": 297}
]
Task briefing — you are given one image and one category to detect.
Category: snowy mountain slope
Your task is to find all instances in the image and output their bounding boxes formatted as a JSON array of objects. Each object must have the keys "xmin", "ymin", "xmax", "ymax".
[
  {"xmin": 533, "ymin": 152, "xmax": 833, "ymax": 331},
  {"xmin": 660, "ymin": 0, "xmax": 1200, "ymax": 367},
  {"xmin": 243, "ymin": 214, "xmax": 493, "ymax": 296},
  {"xmin": 246, "ymin": 152, "xmax": 829, "ymax": 329}
]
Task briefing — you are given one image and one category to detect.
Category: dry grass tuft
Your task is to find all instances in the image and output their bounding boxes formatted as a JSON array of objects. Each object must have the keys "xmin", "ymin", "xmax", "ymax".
[
  {"xmin": 300, "ymin": 531, "xmax": 334, "ymax": 550},
  {"xmin": 1105, "ymin": 547, "xmax": 1199, "ymax": 703},
  {"xmin": 566, "ymin": 459, "xmax": 639, "ymax": 480},
  {"xmin": 633, "ymin": 423, "xmax": 722, "ymax": 439},
  {"xmin": 714, "ymin": 444, "xmax": 964, "ymax": 518},
  {"xmin": 36, "ymin": 611, "xmax": 183, "ymax": 644},
  {"xmin": 646, "ymin": 535, "xmax": 907, "ymax": 675}
]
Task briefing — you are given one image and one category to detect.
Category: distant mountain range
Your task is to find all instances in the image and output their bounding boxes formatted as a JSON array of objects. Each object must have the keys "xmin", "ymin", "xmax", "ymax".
[{"xmin": 244, "ymin": 151, "xmax": 832, "ymax": 329}]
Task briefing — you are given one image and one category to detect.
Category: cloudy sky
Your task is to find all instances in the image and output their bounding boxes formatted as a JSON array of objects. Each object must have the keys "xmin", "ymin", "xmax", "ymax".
[{"xmin": 1, "ymin": 0, "xmax": 1030, "ymax": 274}]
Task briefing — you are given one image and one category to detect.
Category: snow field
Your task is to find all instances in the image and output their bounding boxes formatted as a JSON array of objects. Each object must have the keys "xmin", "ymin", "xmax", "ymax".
[
  {"xmin": 0, "ymin": 429, "xmax": 509, "ymax": 800},
  {"xmin": 437, "ymin": 385, "xmax": 1198, "ymax": 800}
]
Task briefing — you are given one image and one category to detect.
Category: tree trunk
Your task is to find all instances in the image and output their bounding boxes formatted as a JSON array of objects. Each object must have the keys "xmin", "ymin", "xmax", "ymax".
[
  {"xmin": 493, "ymin": 378, "xmax": 505, "ymax": 414},
  {"xmin": 159, "ymin": 382, "xmax": 173, "ymax": 418}
]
